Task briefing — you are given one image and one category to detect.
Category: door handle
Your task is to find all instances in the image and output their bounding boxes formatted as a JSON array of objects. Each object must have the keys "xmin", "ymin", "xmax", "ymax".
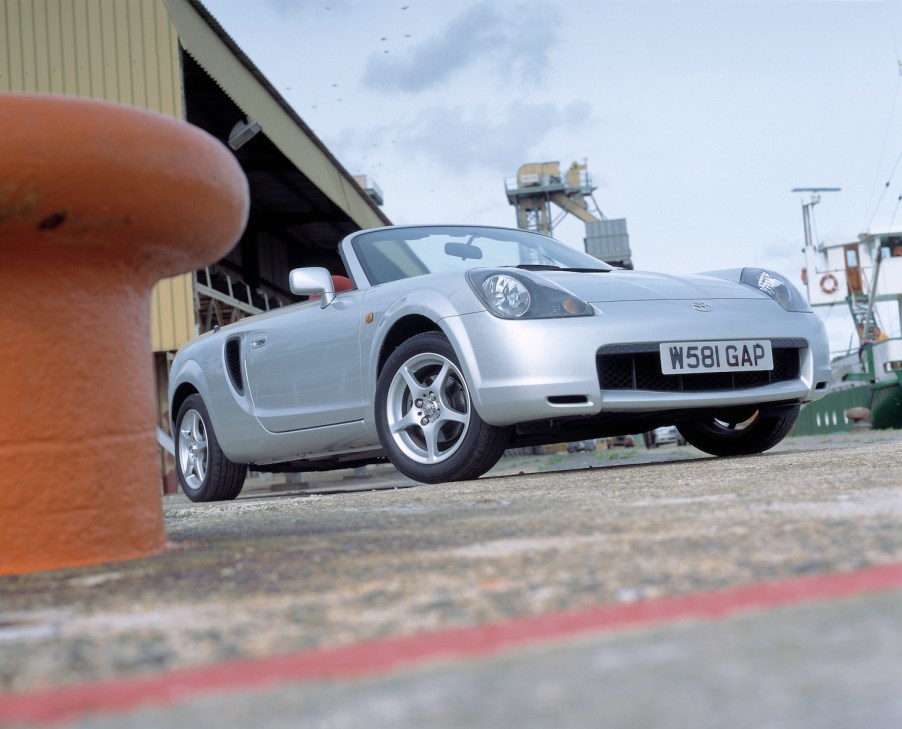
[{"xmin": 250, "ymin": 333, "xmax": 267, "ymax": 349}]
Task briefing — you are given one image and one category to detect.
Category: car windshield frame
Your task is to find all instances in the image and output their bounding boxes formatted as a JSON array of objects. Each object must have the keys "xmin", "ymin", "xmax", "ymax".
[{"xmin": 350, "ymin": 225, "xmax": 612, "ymax": 286}]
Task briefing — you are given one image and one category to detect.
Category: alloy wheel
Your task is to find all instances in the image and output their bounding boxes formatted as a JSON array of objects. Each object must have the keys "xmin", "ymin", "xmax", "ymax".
[
  {"xmin": 178, "ymin": 408, "xmax": 209, "ymax": 491},
  {"xmin": 385, "ymin": 352, "xmax": 471, "ymax": 465}
]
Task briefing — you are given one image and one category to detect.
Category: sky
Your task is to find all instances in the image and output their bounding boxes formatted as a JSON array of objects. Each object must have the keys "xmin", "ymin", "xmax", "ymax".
[{"xmin": 201, "ymin": 0, "xmax": 902, "ymax": 352}]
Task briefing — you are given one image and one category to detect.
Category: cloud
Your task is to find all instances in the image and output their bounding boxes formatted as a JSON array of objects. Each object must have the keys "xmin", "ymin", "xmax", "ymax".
[
  {"xmin": 262, "ymin": 0, "xmax": 317, "ymax": 19},
  {"xmin": 494, "ymin": 3, "xmax": 559, "ymax": 82},
  {"xmin": 264, "ymin": 0, "xmax": 352, "ymax": 18},
  {"xmin": 325, "ymin": 98, "xmax": 595, "ymax": 186},
  {"xmin": 362, "ymin": 1, "xmax": 559, "ymax": 93},
  {"xmin": 397, "ymin": 99, "xmax": 595, "ymax": 172}
]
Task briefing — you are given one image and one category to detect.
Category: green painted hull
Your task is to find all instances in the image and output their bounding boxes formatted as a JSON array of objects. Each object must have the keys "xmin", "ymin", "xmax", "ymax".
[
  {"xmin": 794, "ymin": 373, "xmax": 902, "ymax": 435},
  {"xmin": 871, "ymin": 377, "xmax": 902, "ymax": 429}
]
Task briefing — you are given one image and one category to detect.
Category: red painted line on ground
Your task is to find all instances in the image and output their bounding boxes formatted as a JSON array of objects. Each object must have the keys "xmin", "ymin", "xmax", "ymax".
[{"xmin": 3, "ymin": 562, "xmax": 902, "ymax": 726}]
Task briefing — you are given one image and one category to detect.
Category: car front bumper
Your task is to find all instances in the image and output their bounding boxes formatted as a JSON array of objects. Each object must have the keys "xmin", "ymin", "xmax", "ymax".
[{"xmin": 440, "ymin": 300, "xmax": 832, "ymax": 428}]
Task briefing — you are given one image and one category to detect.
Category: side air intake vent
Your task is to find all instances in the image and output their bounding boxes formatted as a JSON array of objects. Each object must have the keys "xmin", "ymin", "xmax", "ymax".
[{"xmin": 225, "ymin": 338, "xmax": 244, "ymax": 395}]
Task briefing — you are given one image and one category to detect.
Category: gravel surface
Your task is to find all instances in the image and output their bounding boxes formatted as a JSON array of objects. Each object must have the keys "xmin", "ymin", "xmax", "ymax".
[{"xmin": 2, "ymin": 430, "xmax": 901, "ymax": 694}]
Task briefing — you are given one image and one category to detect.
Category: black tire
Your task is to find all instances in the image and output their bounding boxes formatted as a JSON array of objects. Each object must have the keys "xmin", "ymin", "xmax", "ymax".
[
  {"xmin": 677, "ymin": 405, "xmax": 799, "ymax": 457},
  {"xmin": 175, "ymin": 394, "xmax": 246, "ymax": 502},
  {"xmin": 375, "ymin": 332, "xmax": 511, "ymax": 483}
]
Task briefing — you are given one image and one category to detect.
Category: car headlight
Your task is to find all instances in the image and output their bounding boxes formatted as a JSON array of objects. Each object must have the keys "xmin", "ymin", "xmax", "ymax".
[
  {"xmin": 467, "ymin": 269, "xmax": 594, "ymax": 319},
  {"xmin": 740, "ymin": 268, "xmax": 811, "ymax": 313},
  {"xmin": 480, "ymin": 273, "xmax": 531, "ymax": 317}
]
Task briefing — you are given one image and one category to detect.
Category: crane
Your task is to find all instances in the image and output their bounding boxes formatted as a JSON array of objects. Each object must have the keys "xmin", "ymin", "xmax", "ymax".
[{"xmin": 505, "ymin": 160, "xmax": 633, "ymax": 268}]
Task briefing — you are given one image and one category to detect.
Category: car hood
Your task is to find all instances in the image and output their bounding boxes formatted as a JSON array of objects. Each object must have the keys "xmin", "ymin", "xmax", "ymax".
[{"xmin": 536, "ymin": 269, "xmax": 760, "ymax": 303}]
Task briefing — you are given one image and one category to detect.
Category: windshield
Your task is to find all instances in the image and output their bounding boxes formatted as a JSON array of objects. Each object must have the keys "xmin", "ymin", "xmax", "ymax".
[{"xmin": 351, "ymin": 225, "xmax": 612, "ymax": 285}]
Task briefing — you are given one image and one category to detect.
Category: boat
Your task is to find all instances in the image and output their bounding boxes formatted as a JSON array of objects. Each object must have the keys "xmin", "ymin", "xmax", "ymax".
[{"xmin": 793, "ymin": 193, "xmax": 902, "ymax": 434}]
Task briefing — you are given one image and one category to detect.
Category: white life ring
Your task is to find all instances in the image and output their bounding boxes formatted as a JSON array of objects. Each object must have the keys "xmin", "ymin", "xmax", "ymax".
[{"xmin": 819, "ymin": 273, "xmax": 838, "ymax": 295}]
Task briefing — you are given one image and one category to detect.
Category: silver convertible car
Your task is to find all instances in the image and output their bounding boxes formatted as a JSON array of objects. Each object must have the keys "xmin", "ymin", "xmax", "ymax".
[{"xmin": 169, "ymin": 224, "xmax": 831, "ymax": 501}]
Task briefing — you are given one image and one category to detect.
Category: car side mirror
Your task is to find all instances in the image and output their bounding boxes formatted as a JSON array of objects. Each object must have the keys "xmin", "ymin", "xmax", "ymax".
[{"xmin": 289, "ymin": 267, "xmax": 335, "ymax": 308}]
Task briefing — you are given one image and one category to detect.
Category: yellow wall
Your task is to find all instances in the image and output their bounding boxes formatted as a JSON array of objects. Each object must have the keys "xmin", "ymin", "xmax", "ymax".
[{"xmin": 1, "ymin": 0, "xmax": 194, "ymax": 352}]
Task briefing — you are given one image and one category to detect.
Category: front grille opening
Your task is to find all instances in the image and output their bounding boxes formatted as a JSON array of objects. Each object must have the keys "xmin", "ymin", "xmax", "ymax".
[
  {"xmin": 597, "ymin": 346, "xmax": 801, "ymax": 393},
  {"xmin": 225, "ymin": 338, "xmax": 244, "ymax": 395}
]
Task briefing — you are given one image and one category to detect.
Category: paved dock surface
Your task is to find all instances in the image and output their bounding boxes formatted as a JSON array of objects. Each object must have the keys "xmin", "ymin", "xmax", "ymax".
[{"xmin": 2, "ymin": 430, "xmax": 901, "ymax": 727}]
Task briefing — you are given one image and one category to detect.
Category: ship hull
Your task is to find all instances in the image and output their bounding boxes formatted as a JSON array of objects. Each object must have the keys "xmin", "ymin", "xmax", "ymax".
[
  {"xmin": 794, "ymin": 374, "xmax": 902, "ymax": 434},
  {"xmin": 870, "ymin": 376, "xmax": 902, "ymax": 429}
]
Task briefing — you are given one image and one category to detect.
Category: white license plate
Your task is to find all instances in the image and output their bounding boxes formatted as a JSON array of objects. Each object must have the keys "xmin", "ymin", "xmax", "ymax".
[{"xmin": 659, "ymin": 340, "xmax": 773, "ymax": 374}]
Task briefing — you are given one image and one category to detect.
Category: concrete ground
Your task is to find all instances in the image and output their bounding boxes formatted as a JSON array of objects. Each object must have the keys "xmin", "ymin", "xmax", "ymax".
[{"xmin": 2, "ymin": 429, "xmax": 902, "ymax": 727}]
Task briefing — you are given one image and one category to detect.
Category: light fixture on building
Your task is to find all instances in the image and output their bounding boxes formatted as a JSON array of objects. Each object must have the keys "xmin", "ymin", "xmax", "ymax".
[{"xmin": 228, "ymin": 118, "xmax": 262, "ymax": 150}]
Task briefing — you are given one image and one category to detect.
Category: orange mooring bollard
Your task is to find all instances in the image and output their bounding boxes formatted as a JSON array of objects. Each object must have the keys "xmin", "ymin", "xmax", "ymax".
[{"xmin": 0, "ymin": 93, "xmax": 249, "ymax": 575}]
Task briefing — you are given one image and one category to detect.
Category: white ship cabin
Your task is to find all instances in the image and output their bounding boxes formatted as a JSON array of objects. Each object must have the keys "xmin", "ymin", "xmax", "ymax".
[{"xmin": 803, "ymin": 227, "xmax": 902, "ymax": 379}]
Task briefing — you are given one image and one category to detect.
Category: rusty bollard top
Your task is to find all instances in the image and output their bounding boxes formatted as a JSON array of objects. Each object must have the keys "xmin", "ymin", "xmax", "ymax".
[{"xmin": 0, "ymin": 93, "xmax": 250, "ymax": 575}]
